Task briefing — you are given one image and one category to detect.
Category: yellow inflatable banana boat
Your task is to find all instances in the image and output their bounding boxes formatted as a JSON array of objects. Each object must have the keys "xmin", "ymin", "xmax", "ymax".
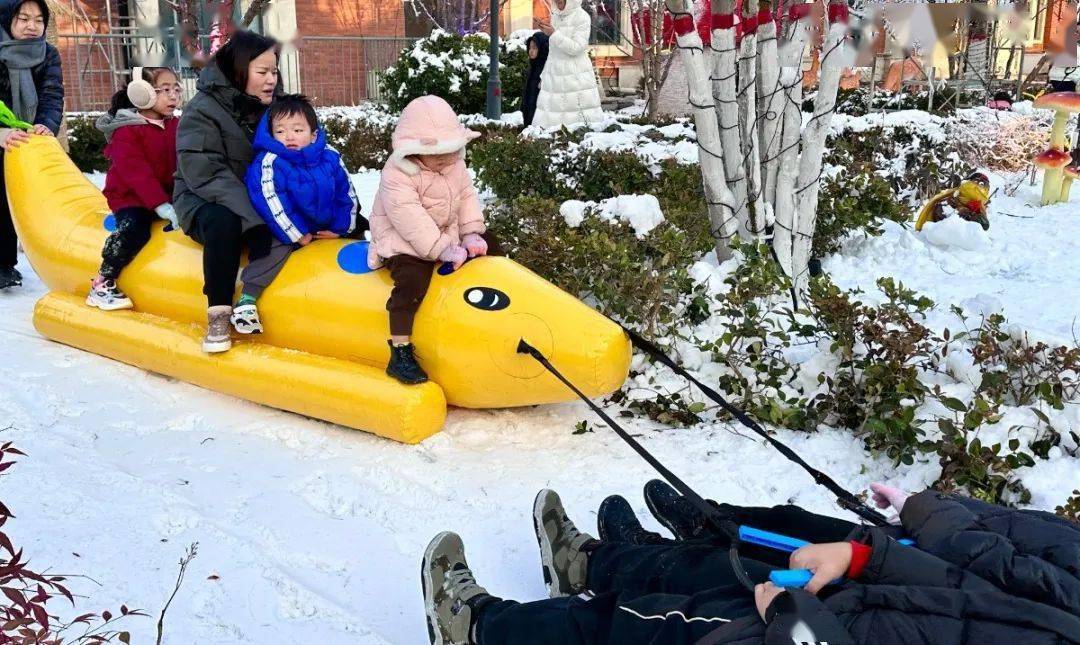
[{"xmin": 6, "ymin": 137, "xmax": 631, "ymax": 443}]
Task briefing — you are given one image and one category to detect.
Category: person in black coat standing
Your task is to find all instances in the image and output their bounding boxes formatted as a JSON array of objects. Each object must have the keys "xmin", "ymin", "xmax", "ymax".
[
  {"xmin": 0, "ymin": 0, "xmax": 63, "ymax": 290},
  {"xmin": 521, "ymin": 32, "xmax": 548, "ymax": 128}
]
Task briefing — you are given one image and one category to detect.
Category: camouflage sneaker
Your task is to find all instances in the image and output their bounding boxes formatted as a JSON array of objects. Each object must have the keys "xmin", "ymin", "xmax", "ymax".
[
  {"xmin": 421, "ymin": 531, "xmax": 490, "ymax": 645},
  {"xmin": 532, "ymin": 489, "xmax": 595, "ymax": 598}
]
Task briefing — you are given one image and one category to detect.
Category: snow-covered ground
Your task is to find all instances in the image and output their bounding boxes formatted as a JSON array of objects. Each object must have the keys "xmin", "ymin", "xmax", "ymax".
[{"xmin": 0, "ymin": 169, "xmax": 1076, "ymax": 643}]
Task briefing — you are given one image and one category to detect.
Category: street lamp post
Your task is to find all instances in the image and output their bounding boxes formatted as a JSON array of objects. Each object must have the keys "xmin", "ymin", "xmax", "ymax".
[{"xmin": 485, "ymin": 0, "xmax": 502, "ymax": 119}]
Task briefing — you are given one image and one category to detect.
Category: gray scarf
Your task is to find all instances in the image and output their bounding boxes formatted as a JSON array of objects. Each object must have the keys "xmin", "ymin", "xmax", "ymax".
[{"xmin": 0, "ymin": 28, "xmax": 44, "ymax": 124}]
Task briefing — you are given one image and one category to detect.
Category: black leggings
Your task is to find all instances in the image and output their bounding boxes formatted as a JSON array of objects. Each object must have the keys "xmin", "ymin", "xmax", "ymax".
[
  {"xmin": 186, "ymin": 203, "xmax": 274, "ymax": 307},
  {"xmin": 99, "ymin": 207, "xmax": 156, "ymax": 279},
  {"xmin": 0, "ymin": 152, "xmax": 15, "ymax": 269}
]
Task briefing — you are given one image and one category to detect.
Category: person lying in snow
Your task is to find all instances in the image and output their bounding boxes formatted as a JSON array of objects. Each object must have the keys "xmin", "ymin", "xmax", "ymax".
[
  {"xmin": 421, "ymin": 481, "xmax": 1080, "ymax": 645},
  {"xmin": 915, "ymin": 172, "xmax": 992, "ymax": 232}
]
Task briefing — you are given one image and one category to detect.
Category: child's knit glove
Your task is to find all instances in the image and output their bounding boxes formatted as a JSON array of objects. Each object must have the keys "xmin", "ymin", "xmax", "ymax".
[
  {"xmin": 155, "ymin": 203, "xmax": 179, "ymax": 230},
  {"xmin": 439, "ymin": 245, "xmax": 468, "ymax": 270},
  {"xmin": 461, "ymin": 233, "xmax": 488, "ymax": 258}
]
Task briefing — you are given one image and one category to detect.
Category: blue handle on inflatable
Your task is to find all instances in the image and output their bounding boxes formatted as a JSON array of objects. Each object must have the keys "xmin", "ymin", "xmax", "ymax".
[
  {"xmin": 898, "ymin": 538, "xmax": 914, "ymax": 546},
  {"xmin": 739, "ymin": 526, "xmax": 811, "ymax": 553},
  {"xmin": 769, "ymin": 569, "xmax": 814, "ymax": 587}
]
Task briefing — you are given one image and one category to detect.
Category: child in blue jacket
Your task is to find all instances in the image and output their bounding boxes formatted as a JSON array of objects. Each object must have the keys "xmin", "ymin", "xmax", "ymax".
[{"xmin": 240, "ymin": 94, "xmax": 364, "ymax": 333}]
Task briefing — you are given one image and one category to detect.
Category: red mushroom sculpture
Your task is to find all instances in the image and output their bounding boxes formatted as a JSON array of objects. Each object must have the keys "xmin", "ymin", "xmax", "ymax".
[
  {"xmin": 1032, "ymin": 92, "xmax": 1080, "ymax": 205},
  {"xmin": 1063, "ymin": 165, "xmax": 1080, "ymax": 202},
  {"xmin": 1035, "ymin": 149, "xmax": 1072, "ymax": 205}
]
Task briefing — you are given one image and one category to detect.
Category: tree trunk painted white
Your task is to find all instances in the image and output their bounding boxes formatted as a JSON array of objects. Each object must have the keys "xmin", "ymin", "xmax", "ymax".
[
  {"xmin": 738, "ymin": 0, "xmax": 767, "ymax": 238},
  {"xmin": 771, "ymin": 8, "xmax": 811, "ymax": 278},
  {"xmin": 711, "ymin": 0, "xmax": 747, "ymax": 240},
  {"xmin": 791, "ymin": 1, "xmax": 848, "ymax": 296},
  {"xmin": 666, "ymin": 0, "xmax": 740, "ymax": 261},
  {"xmin": 756, "ymin": 2, "xmax": 783, "ymax": 211}
]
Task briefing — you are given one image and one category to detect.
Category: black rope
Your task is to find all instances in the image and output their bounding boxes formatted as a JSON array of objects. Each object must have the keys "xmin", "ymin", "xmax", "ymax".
[
  {"xmin": 617, "ymin": 327, "xmax": 890, "ymax": 527},
  {"xmin": 516, "ymin": 340, "xmax": 759, "ymax": 591}
]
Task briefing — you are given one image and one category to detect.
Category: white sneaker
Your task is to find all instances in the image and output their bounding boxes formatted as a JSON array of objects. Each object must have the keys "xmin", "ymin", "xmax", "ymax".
[
  {"xmin": 231, "ymin": 303, "xmax": 263, "ymax": 334},
  {"xmin": 85, "ymin": 279, "xmax": 133, "ymax": 311}
]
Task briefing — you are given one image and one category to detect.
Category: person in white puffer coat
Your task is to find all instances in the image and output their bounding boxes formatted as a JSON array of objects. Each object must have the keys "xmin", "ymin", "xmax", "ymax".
[{"xmin": 532, "ymin": 0, "xmax": 604, "ymax": 129}]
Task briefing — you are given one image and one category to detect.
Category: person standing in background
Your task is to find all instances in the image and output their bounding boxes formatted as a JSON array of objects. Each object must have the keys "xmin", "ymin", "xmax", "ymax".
[
  {"xmin": 522, "ymin": 32, "xmax": 549, "ymax": 127},
  {"xmin": 0, "ymin": 0, "xmax": 63, "ymax": 290}
]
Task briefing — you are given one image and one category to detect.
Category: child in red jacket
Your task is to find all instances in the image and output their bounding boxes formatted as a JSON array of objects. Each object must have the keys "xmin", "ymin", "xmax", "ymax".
[{"xmin": 86, "ymin": 66, "xmax": 181, "ymax": 310}]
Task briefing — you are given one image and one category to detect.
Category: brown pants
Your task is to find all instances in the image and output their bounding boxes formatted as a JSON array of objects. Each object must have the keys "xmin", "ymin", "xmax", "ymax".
[{"xmin": 385, "ymin": 232, "xmax": 503, "ymax": 336}]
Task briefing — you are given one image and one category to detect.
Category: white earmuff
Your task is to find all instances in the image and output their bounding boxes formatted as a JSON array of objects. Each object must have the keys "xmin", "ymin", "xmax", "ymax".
[{"xmin": 127, "ymin": 67, "xmax": 156, "ymax": 110}]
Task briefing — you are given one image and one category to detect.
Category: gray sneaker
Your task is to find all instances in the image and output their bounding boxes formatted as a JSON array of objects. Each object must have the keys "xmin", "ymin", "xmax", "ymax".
[
  {"xmin": 532, "ymin": 489, "xmax": 595, "ymax": 598},
  {"xmin": 421, "ymin": 531, "xmax": 489, "ymax": 645},
  {"xmin": 202, "ymin": 305, "xmax": 233, "ymax": 353}
]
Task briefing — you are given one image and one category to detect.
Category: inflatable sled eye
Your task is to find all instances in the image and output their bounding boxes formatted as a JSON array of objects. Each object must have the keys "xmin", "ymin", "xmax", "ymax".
[{"xmin": 464, "ymin": 287, "xmax": 510, "ymax": 311}]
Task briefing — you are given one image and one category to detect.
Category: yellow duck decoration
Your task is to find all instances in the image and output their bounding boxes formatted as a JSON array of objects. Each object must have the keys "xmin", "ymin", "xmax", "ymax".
[
  {"xmin": 6, "ymin": 137, "xmax": 632, "ymax": 443},
  {"xmin": 915, "ymin": 173, "xmax": 991, "ymax": 232}
]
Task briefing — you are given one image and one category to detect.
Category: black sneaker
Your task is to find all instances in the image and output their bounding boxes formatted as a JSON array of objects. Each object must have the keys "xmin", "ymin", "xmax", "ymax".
[
  {"xmin": 597, "ymin": 495, "xmax": 668, "ymax": 545},
  {"xmin": 387, "ymin": 341, "xmax": 429, "ymax": 385},
  {"xmin": 643, "ymin": 479, "xmax": 711, "ymax": 541},
  {"xmin": 0, "ymin": 267, "xmax": 22, "ymax": 290}
]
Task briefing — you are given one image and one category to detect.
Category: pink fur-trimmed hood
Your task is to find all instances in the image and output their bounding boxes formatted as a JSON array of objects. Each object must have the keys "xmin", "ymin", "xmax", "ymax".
[{"xmin": 387, "ymin": 95, "xmax": 480, "ymax": 176}]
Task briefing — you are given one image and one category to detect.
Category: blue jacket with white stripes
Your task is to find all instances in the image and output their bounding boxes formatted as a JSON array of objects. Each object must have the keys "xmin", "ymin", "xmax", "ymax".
[{"xmin": 245, "ymin": 112, "xmax": 362, "ymax": 245}]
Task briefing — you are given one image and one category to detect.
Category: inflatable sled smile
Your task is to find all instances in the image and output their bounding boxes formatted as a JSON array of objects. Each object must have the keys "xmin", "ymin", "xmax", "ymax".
[{"xmin": 6, "ymin": 137, "xmax": 631, "ymax": 443}]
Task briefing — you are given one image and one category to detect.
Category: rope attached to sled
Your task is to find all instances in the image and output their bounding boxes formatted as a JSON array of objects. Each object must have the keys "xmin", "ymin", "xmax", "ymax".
[
  {"xmin": 618, "ymin": 327, "xmax": 891, "ymax": 527},
  {"xmin": 517, "ymin": 327, "xmax": 890, "ymax": 530},
  {"xmin": 516, "ymin": 339, "xmax": 758, "ymax": 592}
]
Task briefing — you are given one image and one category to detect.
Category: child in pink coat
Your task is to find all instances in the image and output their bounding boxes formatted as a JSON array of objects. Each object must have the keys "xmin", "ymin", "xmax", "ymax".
[{"xmin": 368, "ymin": 95, "xmax": 499, "ymax": 385}]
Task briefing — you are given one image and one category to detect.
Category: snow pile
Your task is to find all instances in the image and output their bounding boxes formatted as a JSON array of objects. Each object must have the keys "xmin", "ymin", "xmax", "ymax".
[
  {"xmin": 917, "ymin": 215, "xmax": 991, "ymax": 251},
  {"xmin": 560, "ymin": 194, "xmax": 666, "ymax": 237},
  {"xmin": 317, "ymin": 103, "xmax": 398, "ymax": 129},
  {"xmin": 524, "ymin": 117, "xmax": 698, "ymax": 170}
]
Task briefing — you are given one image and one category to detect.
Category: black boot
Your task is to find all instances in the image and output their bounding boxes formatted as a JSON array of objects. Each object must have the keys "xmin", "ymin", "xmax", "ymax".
[
  {"xmin": 598, "ymin": 495, "xmax": 668, "ymax": 545},
  {"xmin": 0, "ymin": 267, "xmax": 22, "ymax": 290},
  {"xmin": 387, "ymin": 341, "xmax": 429, "ymax": 385},
  {"xmin": 643, "ymin": 479, "xmax": 713, "ymax": 541}
]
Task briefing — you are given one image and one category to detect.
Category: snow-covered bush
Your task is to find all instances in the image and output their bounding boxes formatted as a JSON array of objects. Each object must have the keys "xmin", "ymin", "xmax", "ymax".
[
  {"xmin": 814, "ymin": 171, "xmax": 909, "ymax": 257},
  {"xmin": 827, "ymin": 86, "xmax": 985, "ymax": 117},
  {"xmin": 826, "ymin": 117, "xmax": 973, "ymax": 205},
  {"xmin": 379, "ymin": 29, "xmax": 529, "ymax": 115},
  {"xmin": 629, "ymin": 258, "xmax": 1080, "ymax": 506},
  {"xmin": 488, "ymin": 193, "xmax": 712, "ymax": 335},
  {"xmin": 948, "ymin": 109, "xmax": 1051, "ymax": 173}
]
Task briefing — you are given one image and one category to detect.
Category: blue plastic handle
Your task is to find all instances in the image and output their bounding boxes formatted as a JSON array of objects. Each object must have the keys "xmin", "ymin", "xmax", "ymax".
[
  {"xmin": 898, "ymin": 538, "xmax": 915, "ymax": 546},
  {"xmin": 739, "ymin": 526, "xmax": 811, "ymax": 553},
  {"xmin": 769, "ymin": 569, "xmax": 814, "ymax": 587}
]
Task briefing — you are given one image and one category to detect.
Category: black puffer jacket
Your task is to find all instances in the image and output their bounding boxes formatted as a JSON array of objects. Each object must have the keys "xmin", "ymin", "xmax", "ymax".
[
  {"xmin": 698, "ymin": 508, "xmax": 1080, "ymax": 644},
  {"xmin": 521, "ymin": 32, "xmax": 548, "ymax": 127},
  {"xmin": 0, "ymin": 0, "xmax": 63, "ymax": 134},
  {"xmin": 901, "ymin": 490, "xmax": 1080, "ymax": 615}
]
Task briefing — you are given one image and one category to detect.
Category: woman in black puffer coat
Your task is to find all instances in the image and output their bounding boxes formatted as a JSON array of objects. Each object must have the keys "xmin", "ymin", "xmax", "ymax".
[
  {"xmin": 0, "ymin": 0, "xmax": 63, "ymax": 290},
  {"xmin": 521, "ymin": 32, "xmax": 548, "ymax": 128}
]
